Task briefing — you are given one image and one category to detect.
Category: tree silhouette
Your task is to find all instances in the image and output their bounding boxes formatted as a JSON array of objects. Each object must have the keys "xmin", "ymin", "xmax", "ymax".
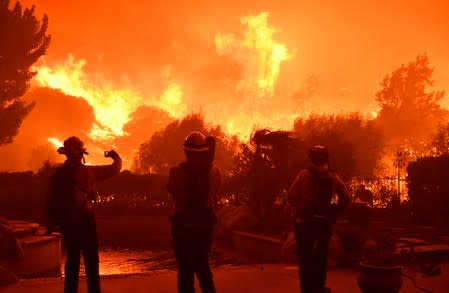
[
  {"xmin": 135, "ymin": 113, "xmax": 238, "ymax": 174},
  {"xmin": 430, "ymin": 123, "xmax": 449, "ymax": 156},
  {"xmin": 407, "ymin": 155, "xmax": 449, "ymax": 224},
  {"xmin": 374, "ymin": 54, "xmax": 448, "ymax": 153},
  {"xmin": 293, "ymin": 113, "xmax": 384, "ymax": 177},
  {"xmin": 114, "ymin": 105, "xmax": 173, "ymax": 169},
  {"xmin": 0, "ymin": 0, "xmax": 51, "ymax": 145}
]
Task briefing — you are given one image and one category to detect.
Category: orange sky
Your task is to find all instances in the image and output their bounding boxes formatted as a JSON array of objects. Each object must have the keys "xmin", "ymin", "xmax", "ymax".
[
  {"xmin": 22, "ymin": 0, "xmax": 449, "ymax": 111},
  {"xmin": 3, "ymin": 0, "xmax": 449, "ymax": 171}
]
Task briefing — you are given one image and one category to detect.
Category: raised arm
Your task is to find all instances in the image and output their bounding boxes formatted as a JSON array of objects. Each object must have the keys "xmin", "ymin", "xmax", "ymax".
[
  {"xmin": 333, "ymin": 173, "xmax": 351, "ymax": 211},
  {"xmin": 88, "ymin": 151, "xmax": 122, "ymax": 182}
]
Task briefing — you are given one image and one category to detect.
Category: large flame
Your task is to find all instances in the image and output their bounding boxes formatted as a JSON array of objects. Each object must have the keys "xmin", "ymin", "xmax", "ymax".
[
  {"xmin": 35, "ymin": 55, "xmax": 143, "ymax": 140},
  {"xmin": 33, "ymin": 12, "xmax": 294, "ymax": 144},
  {"xmin": 215, "ymin": 12, "xmax": 291, "ymax": 96},
  {"xmin": 35, "ymin": 55, "xmax": 185, "ymax": 141},
  {"xmin": 48, "ymin": 137, "xmax": 63, "ymax": 148},
  {"xmin": 212, "ymin": 12, "xmax": 295, "ymax": 140},
  {"xmin": 154, "ymin": 82, "xmax": 186, "ymax": 118}
]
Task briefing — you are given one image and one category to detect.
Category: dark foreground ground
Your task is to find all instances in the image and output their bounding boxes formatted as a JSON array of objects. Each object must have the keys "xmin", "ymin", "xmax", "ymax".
[
  {"xmin": 3, "ymin": 263, "xmax": 449, "ymax": 293},
  {"xmin": 3, "ymin": 215, "xmax": 449, "ymax": 292}
]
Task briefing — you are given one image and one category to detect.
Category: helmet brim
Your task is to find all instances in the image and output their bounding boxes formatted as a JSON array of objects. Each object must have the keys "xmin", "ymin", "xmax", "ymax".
[
  {"xmin": 183, "ymin": 145, "xmax": 209, "ymax": 152},
  {"xmin": 57, "ymin": 146, "xmax": 89, "ymax": 155}
]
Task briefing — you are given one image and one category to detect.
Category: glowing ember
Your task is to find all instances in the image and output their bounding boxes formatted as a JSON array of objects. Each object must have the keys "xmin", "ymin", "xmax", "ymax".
[
  {"xmin": 215, "ymin": 12, "xmax": 291, "ymax": 95},
  {"xmin": 48, "ymin": 137, "xmax": 63, "ymax": 148},
  {"xmin": 35, "ymin": 55, "xmax": 143, "ymax": 141}
]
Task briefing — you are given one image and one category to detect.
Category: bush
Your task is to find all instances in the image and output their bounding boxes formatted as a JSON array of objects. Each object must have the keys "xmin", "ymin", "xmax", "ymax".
[{"xmin": 407, "ymin": 155, "xmax": 449, "ymax": 225}]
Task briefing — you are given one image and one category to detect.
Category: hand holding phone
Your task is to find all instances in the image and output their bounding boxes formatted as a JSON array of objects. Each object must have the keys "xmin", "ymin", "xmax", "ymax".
[{"xmin": 104, "ymin": 150, "xmax": 118, "ymax": 158}]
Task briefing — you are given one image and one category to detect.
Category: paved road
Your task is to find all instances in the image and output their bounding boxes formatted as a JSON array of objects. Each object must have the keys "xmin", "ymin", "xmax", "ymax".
[{"xmin": 2, "ymin": 264, "xmax": 448, "ymax": 293}]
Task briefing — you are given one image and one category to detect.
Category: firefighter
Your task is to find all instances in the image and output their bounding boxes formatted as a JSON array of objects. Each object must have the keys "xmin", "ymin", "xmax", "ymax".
[
  {"xmin": 46, "ymin": 136, "xmax": 121, "ymax": 293},
  {"xmin": 286, "ymin": 145, "xmax": 351, "ymax": 293},
  {"xmin": 167, "ymin": 131, "xmax": 221, "ymax": 293}
]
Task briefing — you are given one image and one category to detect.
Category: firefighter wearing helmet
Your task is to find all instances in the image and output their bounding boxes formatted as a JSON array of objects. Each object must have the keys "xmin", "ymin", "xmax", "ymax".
[
  {"xmin": 45, "ymin": 136, "xmax": 122, "ymax": 293},
  {"xmin": 167, "ymin": 131, "xmax": 221, "ymax": 293},
  {"xmin": 286, "ymin": 145, "xmax": 351, "ymax": 293}
]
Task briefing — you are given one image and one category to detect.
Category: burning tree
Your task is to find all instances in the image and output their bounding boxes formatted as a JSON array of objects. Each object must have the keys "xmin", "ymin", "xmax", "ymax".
[
  {"xmin": 0, "ymin": 0, "xmax": 51, "ymax": 145},
  {"xmin": 228, "ymin": 129, "xmax": 302, "ymax": 226},
  {"xmin": 249, "ymin": 129, "xmax": 297, "ymax": 219}
]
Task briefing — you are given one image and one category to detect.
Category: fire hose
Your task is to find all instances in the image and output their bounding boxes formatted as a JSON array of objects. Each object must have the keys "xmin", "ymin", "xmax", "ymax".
[{"xmin": 402, "ymin": 272, "xmax": 433, "ymax": 293}]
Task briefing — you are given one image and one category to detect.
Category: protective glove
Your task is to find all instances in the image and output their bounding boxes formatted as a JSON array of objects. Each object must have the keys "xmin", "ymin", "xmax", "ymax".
[{"xmin": 104, "ymin": 149, "xmax": 119, "ymax": 159}]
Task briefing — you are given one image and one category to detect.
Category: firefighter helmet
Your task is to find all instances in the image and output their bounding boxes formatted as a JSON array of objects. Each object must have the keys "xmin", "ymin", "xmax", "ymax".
[
  {"xmin": 57, "ymin": 136, "xmax": 89, "ymax": 156},
  {"xmin": 183, "ymin": 131, "xmax": 209, "ymax": 152},
  {"xmin": 308, "ymin": 145, "xmax": 329, "ymax": 165}
]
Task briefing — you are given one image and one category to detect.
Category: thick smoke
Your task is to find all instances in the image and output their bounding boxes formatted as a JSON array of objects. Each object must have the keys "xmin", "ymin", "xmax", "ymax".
[
  {"xmin": 3, "ymin": 0, "xmax": 449, "ymax": 171},
  {"xmin": 21, "ymin": 0, "xmax": 448, "ymax": 113},
  {"xmin": 0, "ymin": 88, "xmax": 95, "ymax": 171}
]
